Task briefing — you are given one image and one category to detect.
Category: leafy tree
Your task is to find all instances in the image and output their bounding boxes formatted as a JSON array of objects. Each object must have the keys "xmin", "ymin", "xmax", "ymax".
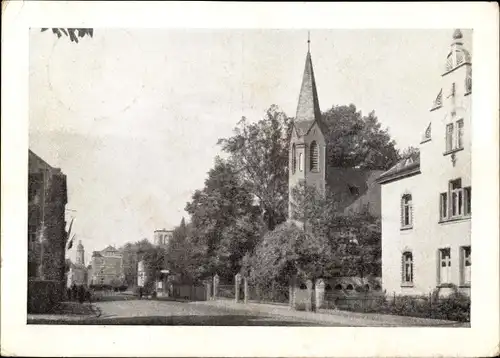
[
  {"xmin": 250, "ymin": 181, "xmax": 381, "ymax": 285},
  {"xmin": 41, "ymin": 28, "xmax": 93, "ymax": 43},
  {"xmin": 399, "ymin": 146, "xmax": 420, "ymax": 160},
  {"xmin": 218, "ymin": 105, "xmax": 291, "ymax": 230},
  {"xmin": 184, "ymin": 157, "xmax": 258, "ymax": 281},
  {"xmin": 322, "ymin": 104, "xmax": 400, "ymax": 170}
]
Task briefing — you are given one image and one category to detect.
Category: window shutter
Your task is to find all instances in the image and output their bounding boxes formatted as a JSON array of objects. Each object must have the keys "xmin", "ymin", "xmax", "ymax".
[{"xmin": 400, "ymin": 197, "xmax": 404, "ymax": 227}]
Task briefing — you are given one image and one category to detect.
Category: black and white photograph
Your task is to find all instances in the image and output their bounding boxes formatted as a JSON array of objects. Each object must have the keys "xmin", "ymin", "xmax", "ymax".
[{"xmin": 2, "ymin": 2, "xmax": 499, "ymax": 357}]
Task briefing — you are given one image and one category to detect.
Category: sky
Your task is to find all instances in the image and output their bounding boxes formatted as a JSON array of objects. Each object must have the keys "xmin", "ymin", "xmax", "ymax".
[{"xmin": 28, "ymin": 28, "xmax": 472, "ymax": 263}]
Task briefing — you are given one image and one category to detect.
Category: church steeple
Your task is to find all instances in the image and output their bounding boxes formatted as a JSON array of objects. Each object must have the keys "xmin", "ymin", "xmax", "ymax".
[{"xmin": 295, "ymin": 35, "xmax": 322, "ymax": 136}]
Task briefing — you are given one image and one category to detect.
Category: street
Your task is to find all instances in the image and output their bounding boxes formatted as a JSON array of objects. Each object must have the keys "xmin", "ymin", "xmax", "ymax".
[{"xmin": 90, "ymin": 299, "xmax": 337, "ymax": 326}]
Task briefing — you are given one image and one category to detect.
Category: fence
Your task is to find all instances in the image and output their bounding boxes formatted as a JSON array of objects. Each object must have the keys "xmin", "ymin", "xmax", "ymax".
[
  {"xmin": 323, "ymin": 291, "xmax": 386, "ymax": 312},
  {"xmin": 247, "ymin": 282, "xmax": 289, "ymax": 304},
  {"xmin": 218, "ymin": 284, "xmax": 235, "ymax": 300}
]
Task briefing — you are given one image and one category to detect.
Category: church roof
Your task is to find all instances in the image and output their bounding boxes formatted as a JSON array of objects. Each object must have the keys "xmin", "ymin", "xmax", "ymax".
[
  {"xmin": 293, "ymin": 51, "xmax": 326, "ymax": 137},
  {"xmin": 326, "ymin": 167, "xmax": 383, "ymax": 216}
]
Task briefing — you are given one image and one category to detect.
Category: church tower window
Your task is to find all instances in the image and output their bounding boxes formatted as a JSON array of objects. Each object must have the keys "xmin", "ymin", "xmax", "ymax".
[{"xmin": 310, "ymin": 141, "xmax": 319, "ymax": 172}]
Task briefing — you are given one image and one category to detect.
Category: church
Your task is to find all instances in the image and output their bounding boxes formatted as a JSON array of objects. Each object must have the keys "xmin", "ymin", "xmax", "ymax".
[
  {"xmin": 377, "ymin": 29, "xmax": 471, "ymax": 296},
  {"xmin": 287, "ymin": 37, "xmax": 383, "ymax": 291},
  {"xmin": 288, "ymin": 40, "xmax": 383, "ymax": 225},
  {"xmin": 66, "ymin": 240, "xmax": 88, "ymax": 287}
]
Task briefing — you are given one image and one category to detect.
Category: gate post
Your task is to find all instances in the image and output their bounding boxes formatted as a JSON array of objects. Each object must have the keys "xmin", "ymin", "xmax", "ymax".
[
  {"xmin": 243, "ymin": 277, "xmax": 248, "ymax": 304},
  {"xmin": 206, "ymin": 281, "xmax": 212, "ymax": 301},
  {"xmin": 306, "ymin": 279, "xmax": 313, "ymax": 312},
  {"xmin": 289, "ymin": 275, "xmax": 297, "ymax": 310},
  {"xmin": 315, "ymin": 279, "xmax": 325, "ymax": 310},
  {"xmin": 213, "ymin": 274, "xmax": 219, "ymax": 300},
  {"xmin": 235, "ymin": 273, "xmax": 241, "ymax": 303}
]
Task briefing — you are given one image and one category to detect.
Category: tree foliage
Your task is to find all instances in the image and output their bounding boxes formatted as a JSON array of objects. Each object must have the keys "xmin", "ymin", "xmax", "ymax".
[
  {"xmin": 41, "ymin": 28, "xmax": 93, "ymax": 43},
  {"xmin": 184, "ymin": 157, "xmax": 264, "ymax": 282},
  {"xmin": 322, "ymin": 104, "xmax": 400, "ymax": 170},
  {"xmin": 250, "ymin": 182, "xmax": 382, "ymax": 284},
  {"xmin": 218, "ymin": 105, "xmax": 291, "ymax": 230}
]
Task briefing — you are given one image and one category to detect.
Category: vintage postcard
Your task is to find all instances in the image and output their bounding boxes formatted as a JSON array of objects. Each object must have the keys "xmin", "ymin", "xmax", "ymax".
[{"xmin": 2, "ymin": 1, "xmax": 499, "ymax": 357}]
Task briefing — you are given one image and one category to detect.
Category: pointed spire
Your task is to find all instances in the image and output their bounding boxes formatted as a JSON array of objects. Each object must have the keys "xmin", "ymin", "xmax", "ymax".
[
  {"xmin": 307, "ymin": 31, "xmax": 311, "ymax": 53},
  {"xmin": 295, "ymin": 35, "xmax": 322, "ymax": 134}
]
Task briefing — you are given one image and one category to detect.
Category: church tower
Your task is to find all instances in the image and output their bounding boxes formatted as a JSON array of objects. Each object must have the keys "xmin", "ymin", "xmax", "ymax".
[
  {"xmin": 289, "ymin": 34, "xmax": 327, "ymax": 220},
  {"xmin": 76, "ymin": 240, "xmax": 85, "ymax": 266}
]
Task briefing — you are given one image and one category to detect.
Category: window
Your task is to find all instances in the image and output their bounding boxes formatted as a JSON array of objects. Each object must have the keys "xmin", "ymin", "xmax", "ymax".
[
  {"xmin": 310, "ymin": 141, "xmax": 319, "ymax": 172},
  {"xmin": 440, "ymin": 179, "xmax": 471, "ymax": 221},
  {"xmin": 291, "ymin": 144, "xmax": 297, "ymax": 174},
  {"xmin": 401, "ymin": 194, "xmax": 413, "ymax": 229},
  {"xmin": 464, "ymin": 187, "xmax": 471, "ymax": 215},
  {"xmin": 461, "ymin": 246, "xmax": 471, "ymax": 285},
  {"xmin": 402, "ymin": 252, "xmax": 413, "ymax": 285},
  {"xmin": 450, "ymin": 179, "xmax": 463, "ymax": 217},
  {"xmin": 440, "ymin": 192, "xmax": 448, "ymax": 220},
  {"xmin": 349, "ymin": 185, "xmax": 359, "ymax": 196},
  {"xmin": 445, "ymin": 119, "xmax": 464, "ymax": 153},
  {"xmin": 438, "ymin": 248, "xmax": 451, "ymax": 285},
  {"xmin": 298, "ymin": 152, "xmax": 303, "ymax": 172}
]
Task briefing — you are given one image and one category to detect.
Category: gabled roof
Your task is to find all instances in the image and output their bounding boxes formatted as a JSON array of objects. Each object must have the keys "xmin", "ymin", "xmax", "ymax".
[
  {"xmin": 377, "ymin": 152, "xmax": 421, "ymax": 184},
  {"xmin": 293, "ymin": 51, "xmax": 327, "ymax": 137},
  {"xmin": 326, "ymin": 167, "xmax": 383, "ymax": 216}
]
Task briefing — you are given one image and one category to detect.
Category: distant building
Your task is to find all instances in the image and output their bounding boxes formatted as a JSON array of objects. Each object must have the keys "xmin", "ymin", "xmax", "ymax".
[
  {"xmin": 66, "ymin": 241, "xmax": 88, "ymax": 287},
  {"xmin": 378, "ymin": 30, "xmax": 471, "ymax": 296},
  {"xmin": 154, "ymin": 229, "xmax": 173, "ymax": 246},
  {"xmin": 28, "ymin": 150, "xmax": 68, "ymax": 312},
  {"xmin": 88, "ymin": 245, "xmax": 125, "ymax": 287}
]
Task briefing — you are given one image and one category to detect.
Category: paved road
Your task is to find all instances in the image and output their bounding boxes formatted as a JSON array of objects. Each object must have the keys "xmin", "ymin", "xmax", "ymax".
[{"xmin": 88, "ymin": 299, "xmax": 335, "ymax": 326}]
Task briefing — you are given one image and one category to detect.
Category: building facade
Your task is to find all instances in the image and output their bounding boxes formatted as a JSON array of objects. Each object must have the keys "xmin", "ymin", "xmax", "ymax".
[
  {"xmin": 28, "ymin": 150, "xmax": 68, "ymax": 311},
  {"xmin": 88, "ymin": 245, "xmax": 125, "ymax": 287},
  {"xmin": 288, "ymin": 43, "xmax": 383, "ymax": 224},
  {"xmin": 154, "ymin": 229, "xmax": 173, "ymax": 246},
  {"xmin": 378, "ymin": 30, "xmax": 471, "ymax": 296}
]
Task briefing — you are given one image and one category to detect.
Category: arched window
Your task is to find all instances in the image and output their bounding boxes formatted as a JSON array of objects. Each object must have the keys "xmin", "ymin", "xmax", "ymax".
[
  {"xmin": 310, "ymin": 141, "xmax": 319, "ymax": 172},
  {"xmin": 401, "ymin": 194, "xmax": 413, "ymax": 228},
  {"xmin": 291, "ymin": 144, "xmax": 297, "ymax": 174},
  {"xmin": 401, "ymin": 252, "xmax": 413, "ymax": 284},
  {"xmin": 345, "ymin": 284, "xmax": 354, "ymax": 291},
  {"xmin": 298, "ymin": 153, "xmax": 303, "ymax": 172}
]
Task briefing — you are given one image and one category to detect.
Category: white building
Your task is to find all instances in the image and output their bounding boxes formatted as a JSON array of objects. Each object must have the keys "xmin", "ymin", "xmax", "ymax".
[
  {"xmin": 378, "ymin": 29, "xmax": 472, "ymax": 296},
  {"xmin": 154, "ymin": 229, "xmax": 173, "ymax": 246}
]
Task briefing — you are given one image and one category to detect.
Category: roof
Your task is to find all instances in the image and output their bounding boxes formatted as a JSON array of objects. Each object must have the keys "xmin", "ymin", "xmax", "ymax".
[
  {"xmin": 326, "ymin": 167, "xmax": 383, "ymax": 216},
  {"xmin": 293, "ymin": 51, "xmax": 327, "ymax": 137},
  {"xmin": 377, "ymin": 152, "xmax": 421, "ymax": 184},
  {"xmin": 66, "ymin": 259, "xmax": 87, "ymax": 270}
]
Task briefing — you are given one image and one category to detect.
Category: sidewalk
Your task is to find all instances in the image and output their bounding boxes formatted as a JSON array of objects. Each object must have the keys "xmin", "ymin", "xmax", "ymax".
[
  {"xmin": 193, "ymin": 300, "xmax": 470, "ymax": 327},
  {"xmin": 27, "ymin": 302, "xmax": 101, "ymax": 323}
]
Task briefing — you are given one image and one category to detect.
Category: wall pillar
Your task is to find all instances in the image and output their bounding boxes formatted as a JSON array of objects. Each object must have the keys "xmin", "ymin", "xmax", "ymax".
[
  {"xmin": 315, "ymin": 279, "xmax": 325, "ymax": 310},
  {"xmin": 306, "ymin": 279, "xmax": 313, "ymax": 312},
  {"xmin": 235, "ymin": 273, "xmax": 241, "ymax": 303},
  {"xmin": 289, "ymin": 276, "xmax": 297, "ymax": 310},
  {"xmin": 205, "ymin": 282, "xmax": 212, "ymax": 301},
  {"xmin": 213, "ymin": 274, "xmax": 219, "ymax": 300},
  {"xmin": 244, "ymin": 277, "xmax": 248, "ymax": 304}
]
